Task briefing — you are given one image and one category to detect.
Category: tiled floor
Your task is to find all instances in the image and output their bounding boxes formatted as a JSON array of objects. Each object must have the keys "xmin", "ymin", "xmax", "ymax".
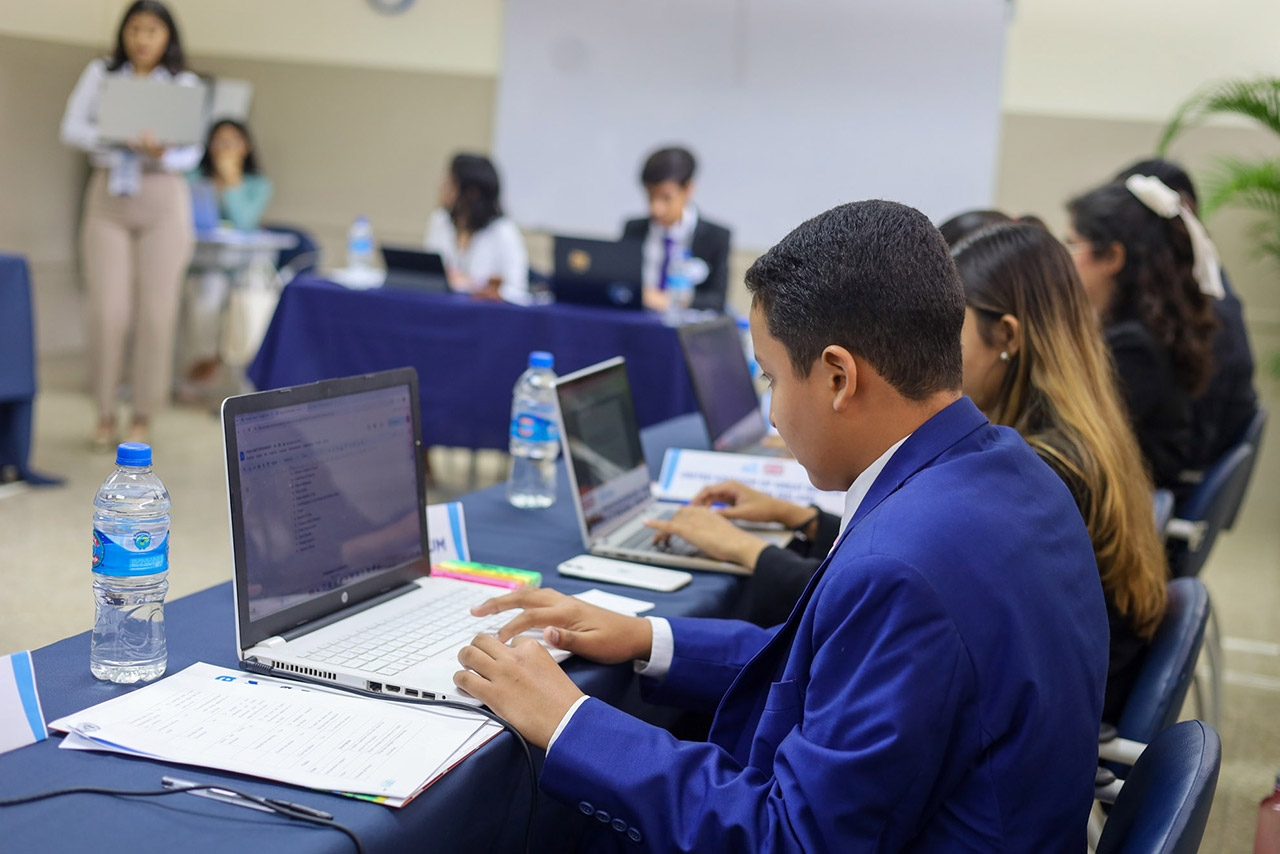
[{"xmin": 3, "ymin": 354, "xmax": 1277, "ymax": 849}]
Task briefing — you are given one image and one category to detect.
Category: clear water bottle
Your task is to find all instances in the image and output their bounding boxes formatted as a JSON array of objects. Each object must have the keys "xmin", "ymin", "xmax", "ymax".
[
  {"xmin": 90, "ymin": 443, "xmax": 170, "ymax": 683},
  {"xmin": 663, "ymin": 249, "xmax": 696, "ymax": 326},
  {"xmin": 346, "ymin": 215, "xmax": 374, "ymax": 270},
  {"xmin": 1257, "ymin": 771, "xmax": 1280, "ymax": 853},
  {"xmin": 507, "ymin": 351, "xmax": 559, "ymax": 509}
]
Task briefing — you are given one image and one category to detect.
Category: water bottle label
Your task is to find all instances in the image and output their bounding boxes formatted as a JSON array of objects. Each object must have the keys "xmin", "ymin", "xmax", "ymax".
[
  {"xmin": 511, "ymin": 413, "xmax": 558, "ymax": 443},
  {"xmin": 92, "ymin": 528, "xmax": 169, "ymax": 576}
]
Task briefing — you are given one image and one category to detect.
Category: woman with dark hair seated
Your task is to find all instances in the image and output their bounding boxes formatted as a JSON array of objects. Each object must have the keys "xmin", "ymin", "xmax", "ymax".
[
  {"xmin": 424, "ymin": 153, "xmax": 528, "ymax": 303},
  {"xmin": 1065, "ymin": 177, "xmax": 1219, "ymax": 493},
  {"xmin": 191, "ymin": 118, "xmax": 273, "ymax": 230},
  {"xmin": 653, "ymin": 223, "xmax": 1167, "ymax": 724}
]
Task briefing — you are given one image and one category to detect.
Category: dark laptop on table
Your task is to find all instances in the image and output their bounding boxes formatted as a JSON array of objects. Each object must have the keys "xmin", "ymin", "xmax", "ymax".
[
  {"xmin": 222, "ymin": 367, "xmax": 566, "ymax": 703},
  {"xmin": 677, "ymin": 316, "xmax": 787, "ymax": 456},
  {"xmin": 550, "ymin": 235, "xmax": 644, "ymax": 310},
  {"xmin": 380, "ymin": 246, "xmax": 450, "ymax": 293}
]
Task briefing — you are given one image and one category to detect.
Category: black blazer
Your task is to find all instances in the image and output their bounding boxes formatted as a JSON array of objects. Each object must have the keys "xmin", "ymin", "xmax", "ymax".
[
  {"xmin": 1190, "ymin": 271, "xmax": 1258, "ymax": 470},
  {"xmin": 1105, "ymin": 318, "xmax": 1193, "ymax": 493},
  {"xmin": 622, "ymin": 215, "xmax": 731, "ymax": 312}
]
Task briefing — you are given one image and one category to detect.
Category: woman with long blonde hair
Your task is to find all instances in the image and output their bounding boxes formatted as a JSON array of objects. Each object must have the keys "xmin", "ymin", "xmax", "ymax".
[{"xmin": 954, "ymin": 222, "xmax": 1167, "ymax": 723}]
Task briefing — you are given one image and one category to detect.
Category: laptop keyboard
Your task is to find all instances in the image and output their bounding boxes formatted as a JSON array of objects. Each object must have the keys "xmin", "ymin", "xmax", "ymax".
[
  {"xmin": 304, "ymin": 585, "xmax": 508, "ymax": 676},
  {"xmin": 614, "ymin": 506, "xmax": 700, "ymax": 557}
]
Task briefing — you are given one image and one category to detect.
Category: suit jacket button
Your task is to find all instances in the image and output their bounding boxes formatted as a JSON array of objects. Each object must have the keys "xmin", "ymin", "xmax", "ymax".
[
  {"xmin": 595, "ymin": 810, "xmax": 611, "ymax": 823},
  {"xmin": 628, "ymin": 827, "xmax": 642, "ymax": 843},
  {"xmin": 611, "ymin": 818, "xmax": 627, "ymax": 832},
  {"xmin": 578, "ymin": 801, "xmax": 594, "ymax": 816}
]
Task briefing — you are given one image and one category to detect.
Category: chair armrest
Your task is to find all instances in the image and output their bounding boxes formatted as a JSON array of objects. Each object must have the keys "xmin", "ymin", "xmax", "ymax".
[
  {"xmin": 1098, "ymin": 736, "xmax": 1147, "ymax": 766},
  {"xmin": 1165, "ymin": 518, "xmax": 1207, "ymax": 551}
]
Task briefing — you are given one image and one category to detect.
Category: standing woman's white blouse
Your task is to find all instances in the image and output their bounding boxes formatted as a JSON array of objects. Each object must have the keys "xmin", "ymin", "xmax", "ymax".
[
  {"xmin": 61, "ymin": 58, "xmax": 203, "ymax": 181},
  {"xmin": 424, "ymin": 208, "xmax": 530, "ymax": 305}
]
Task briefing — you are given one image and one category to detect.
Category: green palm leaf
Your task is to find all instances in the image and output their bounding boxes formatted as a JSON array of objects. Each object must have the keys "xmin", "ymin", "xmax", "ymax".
[
  {"xmin": 1200, "ymin": 157, "xmax": 1280, "ymax": 217},
  {"xmin": 1158, "ymin": 78, "xmax": 1280, "ymax": 153}
]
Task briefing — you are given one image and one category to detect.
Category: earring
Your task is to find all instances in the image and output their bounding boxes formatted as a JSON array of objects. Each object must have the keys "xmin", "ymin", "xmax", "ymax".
[{"xmin": 999, "ymin": 351, "xmax": 1010, "ymax": 361}]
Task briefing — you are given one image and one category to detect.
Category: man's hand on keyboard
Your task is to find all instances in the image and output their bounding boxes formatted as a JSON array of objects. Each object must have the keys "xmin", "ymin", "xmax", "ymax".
[
  {"xmin": 645, "ymin": 505, "xmax": 770, "ymax": 569},
  {"xmin": 454, "ymin": 632, "xmax": 583, "ymax": 750},
  {"xmin": 468, "ymin": 589, "xmax": 653, "ymax": 665}
]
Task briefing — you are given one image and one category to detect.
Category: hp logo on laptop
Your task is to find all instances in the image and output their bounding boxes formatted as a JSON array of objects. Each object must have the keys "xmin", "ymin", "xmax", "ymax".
[{"xmin": 341, "ymin": 591, "xmax": 349, "ymax": 604}]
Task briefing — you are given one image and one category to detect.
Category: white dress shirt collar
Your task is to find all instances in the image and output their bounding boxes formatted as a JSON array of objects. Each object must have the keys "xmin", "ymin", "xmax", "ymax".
[{"xmin": 837, "ymin": 434, "xmax": 911, "ymax": 541}]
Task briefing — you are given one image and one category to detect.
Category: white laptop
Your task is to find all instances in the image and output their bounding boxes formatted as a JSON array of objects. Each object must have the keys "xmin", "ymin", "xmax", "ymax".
[
  {"xmin": 223, "ymin": 367, "xmax": 566, "ymax": 704},
  {"xmin": 554, "ymin": 358, "xmax": 787, "ymax": 575},
  {"xmin": 98, "ymin": 75, "xmax": 206, "ymax": 146},
  {"xmin": 677, "ymin": 317, "xmax": 788, "ymax": 457}
]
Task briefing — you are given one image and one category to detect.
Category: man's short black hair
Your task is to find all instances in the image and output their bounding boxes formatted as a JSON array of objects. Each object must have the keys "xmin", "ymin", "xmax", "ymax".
[
  {"xmin": 641, "ymin": 147, "xmax": 697, "ymax": 187},
  {"xmin": 745, "ymin": 200, "xmax": 965, "ymax": 401},
  {"xmin": 1114, "ymin": 158, "xmax": 1198, "ymax": 206}
]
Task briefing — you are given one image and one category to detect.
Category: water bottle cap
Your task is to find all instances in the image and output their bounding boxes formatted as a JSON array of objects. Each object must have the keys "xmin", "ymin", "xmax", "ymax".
[
  {"xmin": 529, "ymin": 351, "xmax": 554, "ymax": 369},
  {"xmin": 116, "ymin": 442, "xmax": 152, "ymax": 467}
]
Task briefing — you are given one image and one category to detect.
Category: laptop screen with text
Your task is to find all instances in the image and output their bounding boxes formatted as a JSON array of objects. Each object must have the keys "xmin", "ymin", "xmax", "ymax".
[{"xmin": 233, "ymin": 385, "xmax": 421, "ymax": 622}]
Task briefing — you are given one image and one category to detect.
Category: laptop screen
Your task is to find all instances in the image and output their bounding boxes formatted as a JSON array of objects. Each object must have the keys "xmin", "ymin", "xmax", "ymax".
[
  {"xmin": 232, "ymin": 384, "xmax": 422, "ymax": 623},
  {"xmin": 556, "ymin": 360, "xmax": 651, "ymax": 541},
  {"xmin": 679, "ymin": 318, "xmax": 767, "ymax": 452}
]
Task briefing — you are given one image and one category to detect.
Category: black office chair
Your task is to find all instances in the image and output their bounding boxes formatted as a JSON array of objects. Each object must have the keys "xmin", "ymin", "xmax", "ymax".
[
  {"xmin": 1094, "ymin": 720, "xmax": 1221, "ymax": 854},
  {"xmin": 1099, "ymin": 577, "xmax": 1209, "ymax": 775},
  {"xmin": 1224, "ymin": 406, "xmax": 1267, "ymax": 531}
]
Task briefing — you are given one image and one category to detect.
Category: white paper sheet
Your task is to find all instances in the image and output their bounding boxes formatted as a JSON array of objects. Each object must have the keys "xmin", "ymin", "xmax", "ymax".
[{"xmin": 49, "ymin": 663, "xmax": 488, "ymax": 800}]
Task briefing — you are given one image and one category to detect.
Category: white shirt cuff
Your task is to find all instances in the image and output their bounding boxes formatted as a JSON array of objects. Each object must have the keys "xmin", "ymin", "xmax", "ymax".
[
  {"xmin": 546, "ymin": 694, "xmax": 590, "ymax": 753},
  {"xmin": 633, "ymin": 616, "xmax": 674, "ymax": 679}
]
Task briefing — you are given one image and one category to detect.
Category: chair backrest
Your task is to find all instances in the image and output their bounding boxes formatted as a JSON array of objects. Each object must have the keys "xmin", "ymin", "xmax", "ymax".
[
  {"xmin": 1224, "ymin": 406, "xmax": 1267, "ymax": 530},
  {"xmin": 1168, "ymin": 443, "xmax": 1255, "ymax": 577},
  {"xmin": 1116, "ymin": 578, "xmax": 1209, "ymax": 747},
  {"xmin": 1095, "ymin": 720, "xmax": 1221, "ymax": 854},
  {"xmin": 261, "ymin": 224, "xmax": 320, "ymax": 279},
  {"xmin": 1152, "ymin": 490, "xmax": 1175, "ymax": 545}
]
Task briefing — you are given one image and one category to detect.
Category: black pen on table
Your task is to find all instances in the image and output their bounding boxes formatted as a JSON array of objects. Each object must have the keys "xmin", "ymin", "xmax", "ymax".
[{"xmin": 161, "ymin": 776, "xmax": 334, "ymax": 820}]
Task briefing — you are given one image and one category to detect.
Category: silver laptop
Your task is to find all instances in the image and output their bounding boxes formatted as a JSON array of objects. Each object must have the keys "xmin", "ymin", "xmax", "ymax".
[
  {"xmin": 677, "ymin": 317, "xmax": 788, "ymax": 457},
  {"xmin": 555, "ymin": 358, "xmax": 786, "ymax": 574},
  {"xmin": 223, "ymin": 368, "xmax": 566, "ymax": 704},
  {"xmin": 98, "ymin": 75, "xmax": 206, "ymax": 146}
]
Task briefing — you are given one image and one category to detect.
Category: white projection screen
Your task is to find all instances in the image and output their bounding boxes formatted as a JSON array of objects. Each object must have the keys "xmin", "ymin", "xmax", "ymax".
[{"xmin": 494, "ymin": 0, "xmax": 1008, "ymax": 250}]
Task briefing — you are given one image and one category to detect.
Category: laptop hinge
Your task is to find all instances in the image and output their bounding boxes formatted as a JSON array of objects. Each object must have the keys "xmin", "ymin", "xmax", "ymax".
[
  {"xmin": 277, "ymin": 583, "xmax": 419, "ymax": 642},
  {"xmin": 256, "ymin": 636, "xmax": 286, "ymax": 649}
]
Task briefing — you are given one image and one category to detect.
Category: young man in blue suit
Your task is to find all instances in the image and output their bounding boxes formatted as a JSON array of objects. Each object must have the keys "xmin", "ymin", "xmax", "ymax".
[{"xmin": 456, "ymin": 200, "xmax": 1109, "ymax": 852}]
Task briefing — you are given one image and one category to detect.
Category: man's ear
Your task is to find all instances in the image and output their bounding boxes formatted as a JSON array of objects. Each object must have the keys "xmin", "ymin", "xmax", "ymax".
[{"xmin": 822, "ymin": 346, "xmax": 858, "ymax": 412}]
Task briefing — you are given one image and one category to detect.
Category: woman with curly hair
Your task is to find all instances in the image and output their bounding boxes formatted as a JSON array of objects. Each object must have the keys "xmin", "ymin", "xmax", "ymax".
[{"xmin": 1065, "ymin": 176, "xmax": 1218, "ymax": 492}]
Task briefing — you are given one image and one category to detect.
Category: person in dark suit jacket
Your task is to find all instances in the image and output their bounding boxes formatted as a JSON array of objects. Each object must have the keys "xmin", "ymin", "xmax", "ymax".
[
  {"xmin": 1065, "ymin": 179, "xmax": 1218, "ymax": 494},
  {"xmin": 1113, "ymin": 158, "xmax": 1259, "ymax": 470},
  {"xmin": 622, "ymin": 146, "xmax": 731, "ymax": 312},
  {"xmin": 453, "ymin": 201, "xmax": 1108, "ymax": 852}
]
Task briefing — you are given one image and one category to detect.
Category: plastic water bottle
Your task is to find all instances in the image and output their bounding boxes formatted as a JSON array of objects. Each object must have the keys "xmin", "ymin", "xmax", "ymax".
[
  {"xmin": 663, "ymin": 249, "xmax": 696, "ymax": 325},
  {"xmin": 1257, "ymin": 771, "xmax": 1280, "ymax": 853},
  {"xmin": 90, "ymin": 443, "xmax": 170, "ymax": 683},
  {"xmin": 507, "ymin": 351, "xmax": 559, "ymax": 508},
  {"xmin": 346, "ymin": 215, "xmax": 374, "ymax": 270}
]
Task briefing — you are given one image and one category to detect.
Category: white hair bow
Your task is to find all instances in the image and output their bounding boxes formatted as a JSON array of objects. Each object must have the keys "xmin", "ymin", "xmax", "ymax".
[{"xmin": 1124, "ymin": 174, "xmax": 1225, "ymax": 299}]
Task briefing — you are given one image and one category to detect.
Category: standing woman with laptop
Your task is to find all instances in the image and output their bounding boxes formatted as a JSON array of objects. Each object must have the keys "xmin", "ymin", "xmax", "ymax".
[
  {"xmin": 60, "ymin": 1, "xmax": 202, "ymax": 449},
  {"xmin": 424, "ymin": 153, "xmax": 529, "ymax": 304}
]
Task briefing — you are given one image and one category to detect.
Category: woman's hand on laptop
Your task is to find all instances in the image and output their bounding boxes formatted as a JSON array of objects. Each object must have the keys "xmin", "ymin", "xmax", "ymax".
[
  {"xmin": 693, "ymin": 480, "xmax": 812, "ymax": 528},
  {"xmin": 646, "ymin": 506, "xmax": 770, "ymax": 569},
  {"xmin": 469, "ymin": 588, "xmax": 654, "ymax": 665}
]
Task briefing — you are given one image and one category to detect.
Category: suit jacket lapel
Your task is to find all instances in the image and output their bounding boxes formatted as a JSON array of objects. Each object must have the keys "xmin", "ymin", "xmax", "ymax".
[{"xmin": 709, "ymin": 398, "xmax": 990, "ymax": 762}]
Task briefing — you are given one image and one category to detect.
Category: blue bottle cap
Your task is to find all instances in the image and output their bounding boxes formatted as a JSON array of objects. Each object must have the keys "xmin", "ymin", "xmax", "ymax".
[
  {"xmin": 529, "ymin": 351, "xmax": 554, "ymax": 369},
  {"xmin": 116, "ymin": 443, "xmax": 152, "ymax": 467}
]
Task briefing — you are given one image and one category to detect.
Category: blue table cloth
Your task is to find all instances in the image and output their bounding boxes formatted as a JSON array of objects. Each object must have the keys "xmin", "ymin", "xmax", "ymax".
[
  {"xmin": 0, "ymin": 415, "xmax": 728, "ymax": 854},
  {"xmin": 0, "ymin": 253, "xmax": 58, "ymax": 484},
  {"xmin": 247, "ymin": 277, "xmax": 700, "ymax": 450}
]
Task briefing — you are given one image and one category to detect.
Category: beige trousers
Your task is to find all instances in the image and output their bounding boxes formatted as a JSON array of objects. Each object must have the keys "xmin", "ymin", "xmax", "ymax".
[{"xmin": 81, "ymin": 170, "xmax": 194, "ymax": 420}]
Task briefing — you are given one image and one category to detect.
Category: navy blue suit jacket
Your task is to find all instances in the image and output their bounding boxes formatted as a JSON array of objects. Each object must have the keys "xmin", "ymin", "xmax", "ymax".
[{"xmin": 541, "ymin": 398, "xmax": 1108, "ymax": 852}]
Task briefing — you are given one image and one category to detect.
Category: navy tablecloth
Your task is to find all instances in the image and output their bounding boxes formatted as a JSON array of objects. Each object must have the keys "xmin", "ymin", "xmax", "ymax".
[
  {"xmin": 246, "ymin": 277, "xmax": 699, "ymax": 450},
  {"xmin": 0, "ymin": 414, "xmax": 725, "ymax": 853}
]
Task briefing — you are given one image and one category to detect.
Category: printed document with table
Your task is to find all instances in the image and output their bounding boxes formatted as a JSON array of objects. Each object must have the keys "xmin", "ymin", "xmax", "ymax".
[{"xmin": 222, "ymin": 368, "xmax": 566, "ymax": 705}]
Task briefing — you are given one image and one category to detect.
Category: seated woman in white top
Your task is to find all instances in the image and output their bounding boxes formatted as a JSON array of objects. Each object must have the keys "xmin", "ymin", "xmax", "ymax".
[{"xmin": 424, "ymin": 153, "xmax": 529, "ymax": 304}]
